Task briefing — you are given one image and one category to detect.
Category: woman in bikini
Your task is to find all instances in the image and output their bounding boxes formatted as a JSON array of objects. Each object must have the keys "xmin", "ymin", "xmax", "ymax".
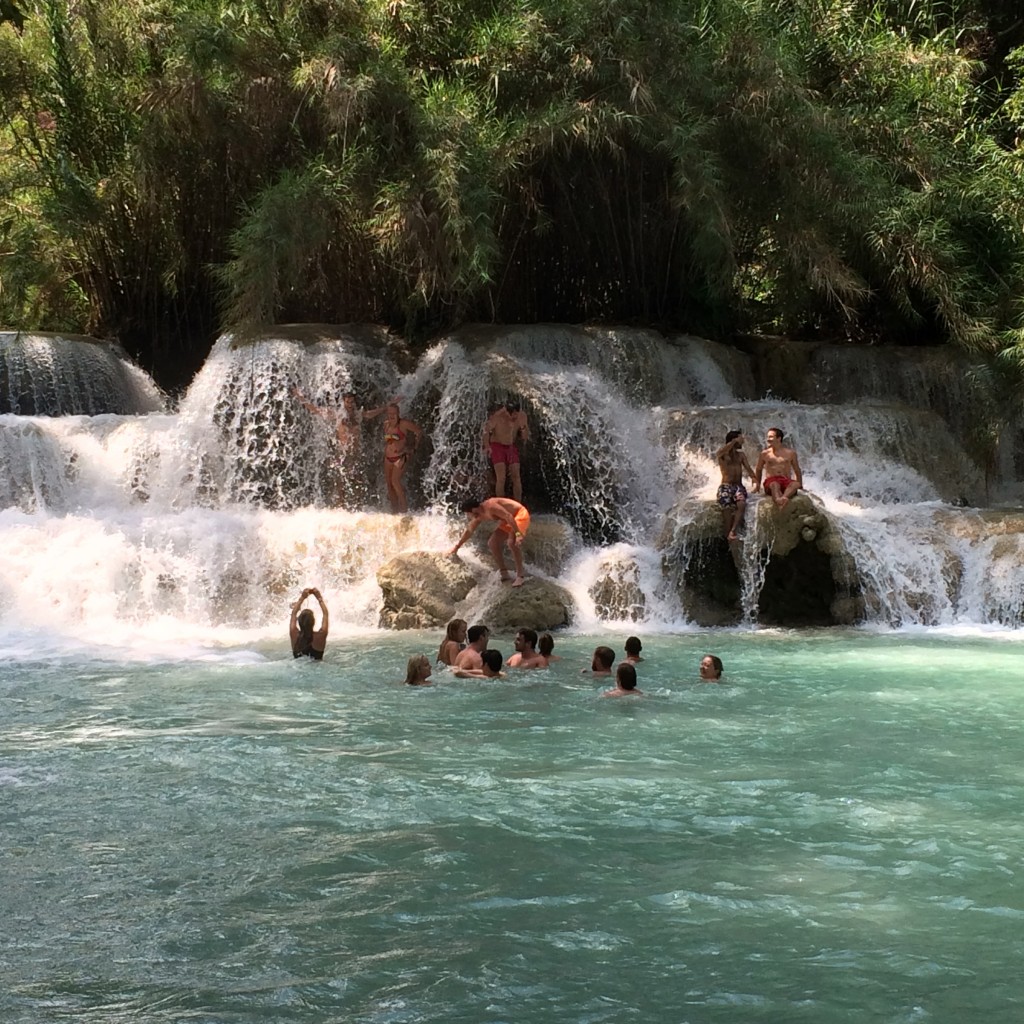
[{"xmin": 365, "ymin": 402, "xmax": 423, "ymax": 512}]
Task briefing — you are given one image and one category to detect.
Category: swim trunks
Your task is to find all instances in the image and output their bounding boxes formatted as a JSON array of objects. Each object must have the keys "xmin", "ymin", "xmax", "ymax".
[
  {"xmin": 764, "ymin": 475, "xmax": 793, "ymax": 492},
  {"xmin": 489, "ymin": 441, "xmax": 519, "ymax": 466},
  {"xmin": 498, "ymin": 507, "xmax": 531, "ymax": 538},
  {"xmin": 717, "ymin": 482, "xmax": 748, "ymax": 507}
]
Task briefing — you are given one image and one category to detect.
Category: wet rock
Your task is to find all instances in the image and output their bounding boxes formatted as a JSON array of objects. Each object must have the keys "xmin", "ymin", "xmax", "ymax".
[
  {"xmin": 481, "ymin": 576, "xmax": 573, "ymax": 632},
  {"xmin": 377, "ymin": 552, "xmax": 478, "ymax": 629},
  {"xmin": 590, "ymin": 557, "xmax": 647, "ymax": 622}
]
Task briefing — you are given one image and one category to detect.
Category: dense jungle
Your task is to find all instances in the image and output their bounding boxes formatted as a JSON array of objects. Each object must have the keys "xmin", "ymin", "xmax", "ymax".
[{"xmin": 1, "ymin": 0, "xmax": 1023, "ymax": 398}]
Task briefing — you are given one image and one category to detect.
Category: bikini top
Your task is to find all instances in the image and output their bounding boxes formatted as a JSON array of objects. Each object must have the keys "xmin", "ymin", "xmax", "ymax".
[{"xmin": 384, "ymin": 425, "xmax": 405, "ymax": 444}]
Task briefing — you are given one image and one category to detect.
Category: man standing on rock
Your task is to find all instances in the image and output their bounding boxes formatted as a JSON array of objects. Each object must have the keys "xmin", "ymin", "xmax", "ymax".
[
  {"xmin": 715, "ymin": 429, "xmax": 756, "ymax": 541},
  {"xmin": 448, "ymin": 496, "xmax": 530, "ymax": 587},
  {"xmin": 754, "ymin": 427, "xmax": 803, "ymax": 509},
  {"xmin": 482, "ymin": 399, "xmax": 529, "ymax": 502}
]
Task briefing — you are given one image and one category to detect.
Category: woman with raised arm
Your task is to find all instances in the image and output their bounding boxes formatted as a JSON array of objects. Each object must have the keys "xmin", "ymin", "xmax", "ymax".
[{"xmin": 290, "ymin": 587, "xmax": 329, "ymax": 660}]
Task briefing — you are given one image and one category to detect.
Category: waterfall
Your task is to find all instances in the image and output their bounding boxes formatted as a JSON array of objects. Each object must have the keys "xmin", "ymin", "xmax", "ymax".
[
  {"xmin": 0, "ymin": 331, "xmax": 165, "ymax": 415},
  {"xmin": 0, "ymin": 324, "xmax": 1021, "ymax": 644}
]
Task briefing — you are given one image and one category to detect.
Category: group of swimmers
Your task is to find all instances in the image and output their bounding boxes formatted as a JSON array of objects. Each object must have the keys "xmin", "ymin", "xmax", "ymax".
[
  {"xmin": 290, "ymin": 590, "xmax": 726, "ymax": 694},
  {"xmin": 403, "ymin": 619, "xmax": 726, "ymax": 696}
]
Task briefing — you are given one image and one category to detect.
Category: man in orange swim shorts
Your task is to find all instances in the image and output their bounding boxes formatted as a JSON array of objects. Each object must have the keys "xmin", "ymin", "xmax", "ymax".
[{"xmin": 448, "ymin": 496, "xmax": 530, "ymax": 587}]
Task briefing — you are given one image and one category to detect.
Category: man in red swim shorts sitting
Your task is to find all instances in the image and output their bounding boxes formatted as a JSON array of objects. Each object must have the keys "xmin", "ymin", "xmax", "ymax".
[
  {"xmin": 753, "ymin": 426, "xmax": 804, "ymax": 509},
  {"xmin": 448, "ymin": 496, "xmax": 530, "ymax": 587},
  {"xmin": 482, "ymin": 400, "xmax": 529, "ymax": 502}
]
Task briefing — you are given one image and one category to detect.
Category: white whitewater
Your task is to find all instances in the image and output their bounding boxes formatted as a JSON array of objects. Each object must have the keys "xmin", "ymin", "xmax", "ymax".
[{"xmin": 0, "ymin": 327, "xmax": 1021, "ymax": 650}]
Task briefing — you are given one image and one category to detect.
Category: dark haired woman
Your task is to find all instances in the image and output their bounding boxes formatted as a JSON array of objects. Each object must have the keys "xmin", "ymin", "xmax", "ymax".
[{"xmin": 290, "ymin": 588, "xmax": 329, "ymax": 660}]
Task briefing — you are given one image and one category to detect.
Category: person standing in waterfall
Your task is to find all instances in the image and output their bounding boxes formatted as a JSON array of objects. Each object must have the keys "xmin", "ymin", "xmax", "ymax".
[
  {"xmin": 448, "ymin": 496, "xmax": 530, "ymax": 587},
  {"xmin": 482, "ymin": 399, "xmax": 529, "ymax": 502},
  {"xmin": 716, "ymin": 430, "xmax": 756, "ymax": 541},
  {"xmin": 289, "ymin": 587, "xmax": 329, "ymax": 660},
  {"xmin": 291, "ymin": 389, "xmax": 365, "ymax": 505},
  {"xmin": 753, "ymin": 427, "xmax": 803, "ymax": 510},
  {"xmin": 363, "ymin": 402, "xmax": 422, "ymax": 513}
]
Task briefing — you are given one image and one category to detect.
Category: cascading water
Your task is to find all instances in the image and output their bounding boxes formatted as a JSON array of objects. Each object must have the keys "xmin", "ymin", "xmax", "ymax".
[
  {"xmin": 0, "ymin": 324, "xmax": 1021, "ymax": 647},
  {"xmin": 0, "ymin": 331, "xmax": 165, "ymax": 415}
]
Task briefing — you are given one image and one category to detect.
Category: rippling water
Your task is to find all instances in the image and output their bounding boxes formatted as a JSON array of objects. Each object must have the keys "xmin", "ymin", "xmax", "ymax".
[{"xmin": 3, "ymin": 630, "xmax": 1023, "ymax": 1023}]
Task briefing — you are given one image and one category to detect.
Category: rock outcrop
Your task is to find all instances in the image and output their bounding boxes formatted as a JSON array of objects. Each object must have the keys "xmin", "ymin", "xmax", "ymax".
[
  {"xmin": 376, "ymin": 550, "xmax": 573, "ymax": 630},
  {"xmin": 376, "ymin": 552, "xmax": 478, "ymax": 629},
  {"xmin": 659, "ymin": 494, "xmax": 865, "ymax": 627}
]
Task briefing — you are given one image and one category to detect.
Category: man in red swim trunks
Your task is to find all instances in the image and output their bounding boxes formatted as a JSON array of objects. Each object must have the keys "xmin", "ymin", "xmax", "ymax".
[
  {"xmin": 753, "ymin": 426, "xmax": 803, "ymax": 509},
  {"xmin": 448, "ymin": 496, "xmax": 530, "ymax": 587},
  {"xmin": 482, "ymin": 400, "xmax": 529, "ymax": 502}
]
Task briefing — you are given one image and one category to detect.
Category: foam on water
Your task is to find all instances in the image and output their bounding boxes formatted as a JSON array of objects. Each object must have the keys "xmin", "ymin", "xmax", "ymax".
[{"xmin": 1, "ymin": 327, "xmax": 1022, "ymax": 651}]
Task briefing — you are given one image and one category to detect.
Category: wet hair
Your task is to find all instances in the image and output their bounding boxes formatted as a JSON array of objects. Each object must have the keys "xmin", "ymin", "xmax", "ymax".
[
  {"xmin": 467, "ymin": 623, "xmax": 490, "ymax": 644},
  {"xmin": 460, "ymin": 497, "xmax": 486, "ymax": 513},
  {"xmin": 517, "ymin": 627, "xmax": 538, "ymax": 649},
  {"xmin": 725, "ymin": 429, "xmax": 742, "ymax": 443},
  {"xmin": 293, "ymin": 608, "xmax": 316, "ymax": 657},
  {"xmin": 505, "ymin": 399, "xmax": 521, "ymax": 412},
  {"xmin": 705, "ymin": 654, "xmax": 723, "ymax": 679},
  {"xmin": 593, "ymin": 646, "xmax": 615, "ymax": 671},
  {"xmin": 437, "ymin": 618, "xmax": 467, "ymax": 663},
  {"xmin": 342, "ymin": 391, "xmax": 356, "ymax": 400},
  {"xmin": 616, "ymin": 663, "xmax": 638, "ymax": 690},
  {"xmin": 768, "ymin": 427, "xmax": 784, "ymax": 440},
  {"xmin": 404, "ymin": 654, "xmax": 431, "ymax": 686},
  {"xmin": 538, "ymin": 633, "xmax": 555, "ymax": 657},
  {"xmin": 624, "ymin": 636, "xmax": 642, "ymax": 657},
  {"xmin": 481, "ymin": 649, "xmax": 504, "ymax": 673}
]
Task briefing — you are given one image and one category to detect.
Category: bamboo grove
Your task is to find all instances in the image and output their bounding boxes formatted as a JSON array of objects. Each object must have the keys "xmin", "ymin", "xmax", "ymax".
[{"xmin": 1, "ymin": 0, "xmax": 1023, "ymax": 390}]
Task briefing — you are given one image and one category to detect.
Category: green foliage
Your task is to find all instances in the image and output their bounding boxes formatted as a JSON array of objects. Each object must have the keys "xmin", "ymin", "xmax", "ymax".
[{"xmin": 0, "ymin": 0, "xmax": 1022, "ymax": 399}]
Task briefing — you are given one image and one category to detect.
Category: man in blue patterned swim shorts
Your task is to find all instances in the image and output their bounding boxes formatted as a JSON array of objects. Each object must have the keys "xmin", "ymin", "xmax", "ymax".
[{"xmin": 716, "ymin": 430, "xmax": 756, "ymax": 542}]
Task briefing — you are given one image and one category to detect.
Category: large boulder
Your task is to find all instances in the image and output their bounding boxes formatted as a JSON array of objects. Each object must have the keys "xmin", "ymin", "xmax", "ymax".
[
  {"xmin": 480, "ymin": 576, "xmax": 574, "ymax": 631},
  {"xmin": 658, "ymin": 494, "xmax": 865, "ymax": 626},
  {"xmin": 377, "ymin": 552, "xmax": 478, "ymax": 629}
]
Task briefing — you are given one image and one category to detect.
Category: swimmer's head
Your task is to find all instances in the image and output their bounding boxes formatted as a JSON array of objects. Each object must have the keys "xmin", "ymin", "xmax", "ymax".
[
  {"xmin": 460, "ymin": 497, "xmax": 486, "ymax": 514},
  {"xmin": 505, "ymin": 399, "xmax": 521, "ymax": 413},
  {"xmin": 592, "ymin": 646, "xmax": 615, "ymax": 671},
  {"xmin": 700, "ymin": 654, "xmax": 723, "ymax": 680},
  {"xmin": 725, "ymin": 429, "xmax": 742, "ymax": 444},
  {"xmin": 467, "ymin": 623, "xmax": 490, "ymax": 645},
  {"xmin": 481, "ymin": 648, "xmax": 504, "ymax": 674},
  {"xmin": 767, "ymin": 427, "xmax": 784, "ymax": 443},
  {"xmin": 538, "ymin": 632, "xmax": 554, "ymax": 657},
  {"xmin": 624, "ymin": 636, "xmax": 642, "ymax": 657},
  {"xmin": 297, "ymin": 608, "xmax": 315, "ymax": 634},
  {"xmin": 616, "ymin": 662, "xmax": 638, "ymax": 690}
]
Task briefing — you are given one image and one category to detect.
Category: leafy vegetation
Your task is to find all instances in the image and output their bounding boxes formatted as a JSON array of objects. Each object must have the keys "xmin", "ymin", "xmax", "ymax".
[{"xmin": 0, "ymin": 0, "xmax": 1022, "ymax": 389}]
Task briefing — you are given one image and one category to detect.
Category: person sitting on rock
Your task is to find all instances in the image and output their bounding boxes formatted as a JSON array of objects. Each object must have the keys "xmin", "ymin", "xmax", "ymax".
[{"xmin": 753, "ymin": 427, "xmax": 803, "ymax": 510}]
